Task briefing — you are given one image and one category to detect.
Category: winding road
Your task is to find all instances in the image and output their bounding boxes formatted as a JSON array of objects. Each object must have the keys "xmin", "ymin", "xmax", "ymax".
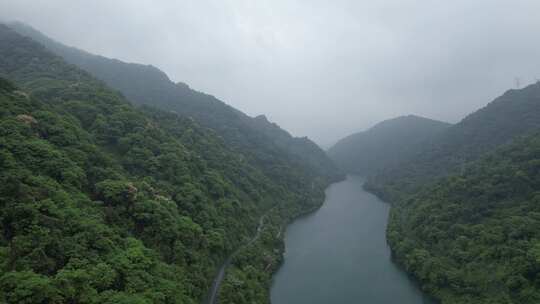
[{"xmin": 205, "ymin": 208, "xmax": 274, "ymax": 304}]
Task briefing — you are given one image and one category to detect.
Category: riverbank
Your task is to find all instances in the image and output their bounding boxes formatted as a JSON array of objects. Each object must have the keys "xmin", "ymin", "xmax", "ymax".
[
  {"xmin": 271, "ymin": 175, "xmax": 433, "ymax": 304},
  {"xmin": 205, "ymin": 176, "xmax": 341, "ymax": 304}
]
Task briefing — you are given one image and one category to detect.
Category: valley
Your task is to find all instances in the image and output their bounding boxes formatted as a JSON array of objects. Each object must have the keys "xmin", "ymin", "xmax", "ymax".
[
  {"xmin": 1, "ymin": 7, "xmax": 540, "ymax": 304},
  {"xmin": 271, "ymin": 176, "xmax": 434, "ymax": 304}
]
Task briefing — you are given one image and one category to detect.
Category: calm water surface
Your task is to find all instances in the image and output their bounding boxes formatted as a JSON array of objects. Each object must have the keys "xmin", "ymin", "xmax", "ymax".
[{"xmin": 271, "ymin": 175, "xmax": 434, "ymax": 304}]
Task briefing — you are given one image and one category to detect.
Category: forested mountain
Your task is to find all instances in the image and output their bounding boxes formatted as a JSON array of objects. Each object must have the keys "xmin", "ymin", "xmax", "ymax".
[
  {"xmin": 328, "ymin": 115, "xmax": 451, "ymax": 175},
  {"xmin": 388, "ymin": 133, "xmax": 540, "ymax": 303},
  {"xmin": 7, "ymin": 18, "xmax": 540, "ymax": 304},
  {"xmin": 353, "ymin": 83, "xmax": 540, "ymax": 303},
  {"xmin": 0, "ymin": 24, "xmax": 335, "ymax": 304},
  {"xmin": 8, "ymin": 22, "xmax": 341, "ymax": 183},
  {"xmin": 366, "ymin": 82, "xmax": 540, "ymax": 201}
]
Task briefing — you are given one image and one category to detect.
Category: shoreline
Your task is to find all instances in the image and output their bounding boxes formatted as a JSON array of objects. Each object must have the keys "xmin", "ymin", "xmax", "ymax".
[{"xmin": 205, "ymin": 176, "xmax": 344, "ymax": 304}]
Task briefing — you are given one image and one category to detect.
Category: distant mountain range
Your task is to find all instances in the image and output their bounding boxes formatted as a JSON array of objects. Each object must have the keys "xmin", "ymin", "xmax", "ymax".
[
  {"xmin": 366, "ymin": 81, "xmax": 540, "ymax": 201},
  {"xmin": 9, "ymin": 22, "xmax": 341, "ymax": 183},
  {"xmin": 328, "ymin": 115, "xmax": 451, "ymax": 175}
]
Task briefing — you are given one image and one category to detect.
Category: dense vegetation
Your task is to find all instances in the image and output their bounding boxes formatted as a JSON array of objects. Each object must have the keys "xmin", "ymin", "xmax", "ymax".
[
  {"xmin": 388, "ymin": 133, "xmax": 540, "ymax": 303},
  {"xmin": 12, "ymin": 18, "xmax": 540, "ymax": 304},
  {"xmin": 327, "ymin": 74, "xmax": 540, "ymax": 302},
  {"xmin": 9, "ymin": 23, "xmax": 344, "ymax": 303},
  {"xmin": 328, "ymin": 115, "xmax": 450, "ymax": 175},
  {"xmin": 0, "ymin": 24, "xmax": 337, "ymax": 303},
  {"xmin": 365, "ymin": 82, "xmax": 540, "ymax": 201},
  {"xmin": 346, "ymin": 83, "xmax": 540, "ymax": 303},
  {"xmin": 9, "ymin": 21, "xmax": 340, "ymax": 184}
]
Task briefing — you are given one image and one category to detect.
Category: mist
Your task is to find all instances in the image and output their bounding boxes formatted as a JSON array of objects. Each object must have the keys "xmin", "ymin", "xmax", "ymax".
[{"xmin": 2, "ymin": 0, "xmax": 540, "ymax": 147}]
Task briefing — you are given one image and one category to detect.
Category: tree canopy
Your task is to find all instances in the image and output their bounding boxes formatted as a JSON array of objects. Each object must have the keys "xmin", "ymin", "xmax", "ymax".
[{"xmin": 0, "ymin": 24, "xmax": 340, "ymax": 303}]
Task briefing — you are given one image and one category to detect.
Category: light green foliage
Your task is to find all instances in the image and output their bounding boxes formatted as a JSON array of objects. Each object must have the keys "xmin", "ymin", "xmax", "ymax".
[{"xmin": 0, "ymin": 24, "xmax": 339, "ymax": 303}]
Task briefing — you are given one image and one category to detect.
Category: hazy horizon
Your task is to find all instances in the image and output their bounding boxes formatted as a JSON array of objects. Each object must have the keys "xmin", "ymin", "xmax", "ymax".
[{"xmin": 2, "ymin": 0, "xmax": 540, "ymax": 147}]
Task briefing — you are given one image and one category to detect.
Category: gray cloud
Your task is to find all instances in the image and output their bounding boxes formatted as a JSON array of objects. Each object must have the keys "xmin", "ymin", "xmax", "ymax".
[{"xmin": 2, "ymin": 0, "xmax": 540, "ymax": 147}]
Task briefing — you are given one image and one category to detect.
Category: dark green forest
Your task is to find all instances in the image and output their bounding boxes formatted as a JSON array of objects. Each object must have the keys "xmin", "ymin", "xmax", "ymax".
[
  {"xmin": 387, "ymin": 134, "xmax": 540, "ymax": 303},
  {"xmin": 365, "ymin": 82, "xmax": 540, "ymax": 202},
  {"xmin": 4, "ymin": 17, "xmax": 540, "ymax": 304},
  {"xmin": 329, "ymin": 71, "xmax": 540, "ymax": 302},
  {"xmin": 0, "ymin": 24, "xmax": 340, "ymax": 303},
  {"xmin": 354, "ymin": 82, "xmax": 540, "ymax": 303}
]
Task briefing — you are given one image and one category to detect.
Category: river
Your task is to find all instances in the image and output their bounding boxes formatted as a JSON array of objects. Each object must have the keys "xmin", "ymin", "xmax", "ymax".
[{"xmin": 270, "ymin": 175, "xmax": 434, "ymax": 304}]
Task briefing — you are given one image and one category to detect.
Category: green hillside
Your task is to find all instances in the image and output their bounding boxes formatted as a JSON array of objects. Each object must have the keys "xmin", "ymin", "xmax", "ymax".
[
  {"xmin": 328, "ymin": 115, "xmax": 450, "ymax": 175},
  {"xmin": 8, "ymin": 22, "xmax": 341, "ymax": 184},
  {"xmin": 355, "ymin": 83, "xmax": 540, "ymax": 303},
  {"xmin": 388, "ymin": 133, "xmax": 540, "ymax": 303},
  {"xmin": 0, "ymin": 24, "xmax": 332, "ymax": 304},
  {"xmin": 366, "ymin": 82, "xmax": 540, "ymax": 201}
]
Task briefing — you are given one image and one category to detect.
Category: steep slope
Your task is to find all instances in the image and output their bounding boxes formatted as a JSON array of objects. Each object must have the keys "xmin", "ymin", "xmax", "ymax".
[
  {"xmin": 359, "ymin": 82, "xmax": 540, "ymax": 303},
  {"xmin": 328, "ymin": 115, "xmax": 451, "ymax": 175},
  {"xmin": 388, "ymin": 133, "xmax": 540, "ymax": 303},
  {"xmin": 8, "ymin": 22, "xmax": 341, "ymax": 183},
  {"xmin": 0, "ymin": 25, "xmax": 329, "ymax": 304},
  {"xmin": 366, "ymin": 82, "xmax": 540, "ymax": 201}
]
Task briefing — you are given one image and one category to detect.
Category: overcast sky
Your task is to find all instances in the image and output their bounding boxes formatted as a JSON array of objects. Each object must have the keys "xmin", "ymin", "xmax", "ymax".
[{"xmin": 2, "ymin": 0, "xmax": 540, "ymax": 147}]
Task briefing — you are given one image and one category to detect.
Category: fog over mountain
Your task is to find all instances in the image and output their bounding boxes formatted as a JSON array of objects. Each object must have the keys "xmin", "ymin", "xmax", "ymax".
[{"xmin": 2, "ymin": 0, "xmax": 540, "ymax": 146}]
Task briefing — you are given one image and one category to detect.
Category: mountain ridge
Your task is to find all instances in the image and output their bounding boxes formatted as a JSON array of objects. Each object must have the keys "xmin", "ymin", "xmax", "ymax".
[
  {"xmin": 366, "ymin": 81, "xmax": 540, "ymax": 201},
  {"xmin": 7, "ymin": 21, "xmax": 341, "ymax": 183},
  {"xmin": 328, "ymin": 114, "xmax": 451, "ymax": 175},
  {"xmin": 0, "ymin": 23, "xmax": 336, "ymax": 304}
]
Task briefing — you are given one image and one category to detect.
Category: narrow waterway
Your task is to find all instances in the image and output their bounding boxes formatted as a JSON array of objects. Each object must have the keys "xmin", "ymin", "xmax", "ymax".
[{"xmin": 271, "ymin": 175, "xmax": 434, "ymax": 304}]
